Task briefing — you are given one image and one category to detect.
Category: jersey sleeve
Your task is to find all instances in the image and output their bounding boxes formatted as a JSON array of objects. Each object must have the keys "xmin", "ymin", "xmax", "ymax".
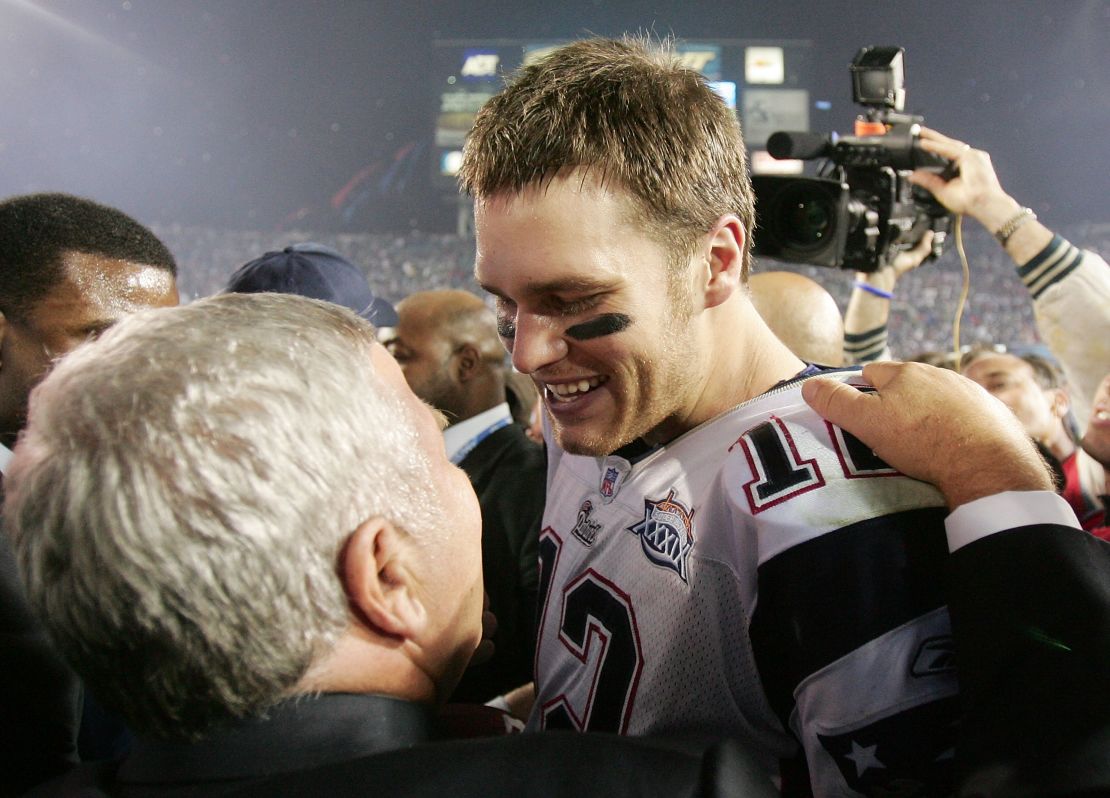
[{"xmin": 725, "ymin": 400, "xmax": 960, "ymax": 796}]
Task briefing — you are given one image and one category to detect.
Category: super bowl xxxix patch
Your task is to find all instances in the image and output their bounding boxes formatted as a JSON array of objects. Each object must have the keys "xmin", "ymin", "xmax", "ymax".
[{"xmin": 626, "ymin": 489, "xmax": 695, "ymax": 581}]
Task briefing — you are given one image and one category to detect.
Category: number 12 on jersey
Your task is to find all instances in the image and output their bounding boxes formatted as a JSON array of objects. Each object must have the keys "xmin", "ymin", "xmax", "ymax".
[{"xmin": 535, "ymin": 531, "xmax": 644, "ymax": 733}]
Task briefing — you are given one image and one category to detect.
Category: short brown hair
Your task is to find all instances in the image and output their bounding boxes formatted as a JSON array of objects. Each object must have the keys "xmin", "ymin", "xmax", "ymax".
[
  {"xmin": 459, "ymin": 36, "xmax": 755, "ymax": 276},
  {"xmin": 962, "ymin": 344, "xmax": 1066, "ymax": 390}
]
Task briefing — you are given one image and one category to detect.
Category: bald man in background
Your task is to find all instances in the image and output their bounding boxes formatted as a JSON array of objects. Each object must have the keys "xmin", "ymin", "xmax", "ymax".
[
  {"xmin": 749, "ymin": 271, "xmax": 844, "ymax": 366},
  {"xmin": 380, "ymin": 290, "xmax": 546, "ymax": 703}
]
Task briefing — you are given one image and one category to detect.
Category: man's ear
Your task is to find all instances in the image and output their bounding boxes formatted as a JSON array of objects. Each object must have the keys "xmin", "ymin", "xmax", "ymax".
[
  {"xmin": 1048, "ymin": 387, "xmax": 1071, "ymax": 420},
  {"xmin": 453, "ymin": 343, "xmax": 481, "ymax": 384},
  {"xmin": 342, "ymin": 518, "xmax": 427, "ymax": 640},
  {"xmin": 702, "ymin": 215, "xmax": 746, "ymax": 309}
]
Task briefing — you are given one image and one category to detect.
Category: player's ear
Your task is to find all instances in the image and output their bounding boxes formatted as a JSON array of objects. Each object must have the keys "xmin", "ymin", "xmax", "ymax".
[
  {"xmin": 1048, "ymin": 387, "xmax": 1070, "ymax": 419},
  {"xmin": 341, "ymin": 517, "xmax": 427, "ymax": 640},
  {"xmin": 702, "ymin": 215, "xmax": 745, "ymax": 309},
  {"xmin": 454, "ymin": 343, "xmax": 481, "ymax": 384}
]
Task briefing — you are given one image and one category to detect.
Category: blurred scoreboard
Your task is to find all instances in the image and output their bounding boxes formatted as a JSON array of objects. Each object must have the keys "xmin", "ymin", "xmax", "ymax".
[{"xmin": 432, "ymin": 38, "xmax": 815, "ymax": 189}]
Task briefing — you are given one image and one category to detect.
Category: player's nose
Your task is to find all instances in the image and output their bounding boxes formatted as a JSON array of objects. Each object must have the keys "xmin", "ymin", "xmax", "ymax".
[{"xmin": 510, "ymin": 313, "xmax": 569, "ymax": 376}]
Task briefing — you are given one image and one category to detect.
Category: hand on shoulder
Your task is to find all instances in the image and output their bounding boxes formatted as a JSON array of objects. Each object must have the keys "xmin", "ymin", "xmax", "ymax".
[{"xmin": 802, "ymin": 361, "xmax": 1053, "ymax": 509}]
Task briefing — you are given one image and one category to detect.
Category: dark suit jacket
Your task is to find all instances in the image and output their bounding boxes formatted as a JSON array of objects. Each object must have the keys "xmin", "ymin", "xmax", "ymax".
[
  {"xmin": 948, "ymin": 523, "xmax": 1110, "ymax": 796},
  {"xmin": 26, "ymin": 693, "xmax": 777, "ymax": 798},
  {"xmin": 0, "ymin": 522, "xmax": 81, "ymax": 798},
  {"xmin": 452, "ymin": 422, "xmax": 546, "ymax": 702}
]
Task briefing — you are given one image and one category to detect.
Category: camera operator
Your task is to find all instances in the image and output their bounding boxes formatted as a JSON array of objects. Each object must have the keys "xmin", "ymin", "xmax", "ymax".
[
  {"xmin": 842, "ymin": 127, "xmax": 1108, "ymax": 515},
  {"xmin": 848, "ymin": 128, "xmax": 1109, "ymax": 425}
]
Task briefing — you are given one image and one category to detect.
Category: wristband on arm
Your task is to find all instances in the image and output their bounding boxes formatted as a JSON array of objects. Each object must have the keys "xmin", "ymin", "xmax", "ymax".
[{"xmin": 853, "ymin": 281, "xmax": 893, "ymax": 300}]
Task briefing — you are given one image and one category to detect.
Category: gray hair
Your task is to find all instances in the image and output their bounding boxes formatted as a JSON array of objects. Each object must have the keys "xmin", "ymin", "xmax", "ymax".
[{"xmin": 6, "ymin": 292, "xmax": 442, "ymax": 739}]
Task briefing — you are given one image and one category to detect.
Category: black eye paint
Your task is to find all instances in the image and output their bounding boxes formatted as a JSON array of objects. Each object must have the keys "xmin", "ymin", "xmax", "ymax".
[
  {"xmin": 497, "ymin": 318, "xmax": 516, "ymax": 339},
  {"xmin": 565, "ymin": 312, "xmax": 632, "ymax": 341}
]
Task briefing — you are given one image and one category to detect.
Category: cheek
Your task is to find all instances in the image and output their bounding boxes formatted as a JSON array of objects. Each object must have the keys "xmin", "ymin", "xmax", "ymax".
[
  {"xmin": 8, "ymin": 338, "xmax": 55, "ymax": 384},
  {"xmin": 1002, "ymin": 393, "xmax": 1028, "ymax": 413},
  {"xmin": 1011, "ymin": 397, "xmax": 1046, "ymax": 427},
  {"xmin": 460, "ymin": 476, "xmax": 483, "ymax": 547},
  {"xmin": 398, "ymin": 362, "xmax": 420, "ymax": 384},
  {"xmin": 574, "ymin": 333, "xmax": 629, "ymax": 365},
  {"xmin": 405, "ymin": 363, "xmax": 441, "ymax": 393},
  {"xmin": 440, "ymin": 465, "xmax": 482, "ymax": 542},
  {"xmin": 990, "ymin": 387, "xmax": 1018, "ymax": 407}
]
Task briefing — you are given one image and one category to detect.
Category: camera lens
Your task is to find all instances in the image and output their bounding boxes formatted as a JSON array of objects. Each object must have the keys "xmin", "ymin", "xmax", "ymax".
[{"xmin": 775, "ymin": 184, "xmax": 834, "ymax": 251}]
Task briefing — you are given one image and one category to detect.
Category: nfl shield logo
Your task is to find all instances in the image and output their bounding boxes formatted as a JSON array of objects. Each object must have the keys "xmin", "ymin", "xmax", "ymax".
[{"xmin": 600, "ymin": 467, "xmax": 620, "ymax": 499}]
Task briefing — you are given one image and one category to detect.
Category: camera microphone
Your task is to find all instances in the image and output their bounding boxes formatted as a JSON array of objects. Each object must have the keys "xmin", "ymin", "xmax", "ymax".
[{"xmin": 766, "ymin": 131, "xmax": 836, "ymax": 161}]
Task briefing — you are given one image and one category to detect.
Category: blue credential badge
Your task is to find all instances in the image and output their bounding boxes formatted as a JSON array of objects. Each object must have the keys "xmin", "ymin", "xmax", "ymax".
[{"xmin": 626, "ymin": 489, "xmax": 695, "ymax": 582}]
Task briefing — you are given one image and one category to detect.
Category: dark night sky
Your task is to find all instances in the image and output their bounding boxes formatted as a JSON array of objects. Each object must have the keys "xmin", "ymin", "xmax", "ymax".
[{"xmin": 2, "ymin": 0, "xmax": 1107, "ymax": 232}]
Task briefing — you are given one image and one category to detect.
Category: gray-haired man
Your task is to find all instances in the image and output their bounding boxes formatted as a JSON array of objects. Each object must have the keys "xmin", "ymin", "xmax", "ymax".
[{"xmin": 9, "ymin": 292, "xmax": 772, "ymax": 797}]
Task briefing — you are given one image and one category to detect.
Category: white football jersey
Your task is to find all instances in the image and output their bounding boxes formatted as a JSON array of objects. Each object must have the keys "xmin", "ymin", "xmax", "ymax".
[{"xmin": 529, "ymin": 370, "xmax": 961, "ymax": 797}]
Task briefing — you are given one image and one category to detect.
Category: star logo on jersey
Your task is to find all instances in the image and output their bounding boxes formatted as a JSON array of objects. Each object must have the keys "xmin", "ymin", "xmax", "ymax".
[
  {"xmin": 626, "ymin": 489, "xmax": 695, "ymax": 582},
  {"xmin": 844, "ymin": 741, "xmax": 884, "ymax": 779},
  {"xmin": 816, "ymin": 695, "xmax": 958, "ymax": 794}
]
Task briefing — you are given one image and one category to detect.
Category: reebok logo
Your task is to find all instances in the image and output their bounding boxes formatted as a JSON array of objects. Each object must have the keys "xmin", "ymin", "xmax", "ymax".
[{"xmin": 911, "ymin": 636, "xmax": 956, "ymax": 678}]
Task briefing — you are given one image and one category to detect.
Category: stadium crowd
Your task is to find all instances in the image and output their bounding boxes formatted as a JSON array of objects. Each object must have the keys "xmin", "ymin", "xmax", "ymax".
[
  {"xmin": 1, "ymin": 35, "xmax": 1108, "ymax": 798},
  {"xmin": 155, "ymin": 220, "xmax": 1108, "ymax": 358}
]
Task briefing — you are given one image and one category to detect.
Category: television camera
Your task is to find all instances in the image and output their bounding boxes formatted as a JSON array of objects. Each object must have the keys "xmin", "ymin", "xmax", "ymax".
[{"xmin": 751, "ymin": 47, "xmax": 954, "ymax": 273}]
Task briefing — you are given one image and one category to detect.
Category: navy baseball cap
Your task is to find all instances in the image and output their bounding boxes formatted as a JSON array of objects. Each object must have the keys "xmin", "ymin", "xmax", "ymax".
[{"xmin": 225, "ymin": 242, "xmax": 398, "ymax": 327}]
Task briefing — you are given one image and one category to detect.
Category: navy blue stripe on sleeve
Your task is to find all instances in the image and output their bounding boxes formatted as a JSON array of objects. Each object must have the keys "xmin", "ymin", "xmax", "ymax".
[
  {"xmin": 749, "ymin": 506, "xmax": 950, "ymax": 724},
  {"xmin": 1017, "ymin": 234, "xmax": 1068, "ymax": 280},
  {"xmin": 1028, "ymin": 247, "xmax": 1083, "ymax": 300},
  {"xmin": 843, "ymin": 325, "xmax": 889, "ymax": 363},
  {"xmin": 1017, "ymin": 235, "xmax": 1084, "ymax": 300}
]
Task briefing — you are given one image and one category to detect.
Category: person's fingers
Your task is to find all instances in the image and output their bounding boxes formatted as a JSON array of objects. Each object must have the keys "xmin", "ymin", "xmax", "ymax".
[
  {"xmin": 917, "ymin": 136, "xmax": 973, "ymax": 163},
  {"xmin": 801, "ymin": 377, "xmax": 872, "ymax": 428},
  {"xmin": 858, "ymin": 360, "xmax": 903, "ymax": 390},
  {"xmin": 917, "ymin": 126, "xmax": 964, "ymax": 148},
  {"xmin": 911, "ymin": 230, "xmax": 934, "ymax": 253},
  {"xmin": 468, "ymin": 605, "xmax": 499, "ymax": 668},
  {"xmin": 909, "ymin": 168, "xmax": 947, "ymax": 194},
  {"xmin": 482, "ymin": 607, "xmax": 498, "ymax": 639},
  {"xmin": 892, "ymin": 230, "xmax": 935, "ymax": 276}
]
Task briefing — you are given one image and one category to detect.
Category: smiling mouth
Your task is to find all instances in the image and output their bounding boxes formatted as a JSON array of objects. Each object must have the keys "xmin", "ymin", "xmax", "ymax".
[{"xmin": 544, "ymin": 376, "xmax": 608, "ymax": 403}]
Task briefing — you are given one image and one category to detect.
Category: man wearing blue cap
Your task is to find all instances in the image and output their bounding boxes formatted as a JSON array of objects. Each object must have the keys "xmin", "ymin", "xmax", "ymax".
[{"xmin": 225, "ymin": 242, "xmax": 398, "ymax": 327}]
